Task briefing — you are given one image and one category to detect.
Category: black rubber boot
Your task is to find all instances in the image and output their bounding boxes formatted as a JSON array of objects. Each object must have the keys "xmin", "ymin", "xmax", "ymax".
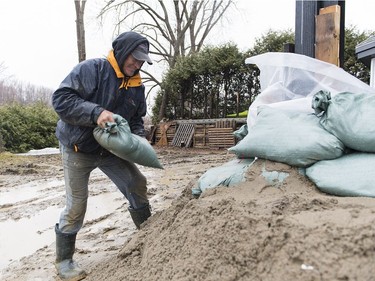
[
  {"xmin": 55, "ymin": 224, "xmax": 87, "ymax": 281},
  {"xmin": 128, "ymin": 204, "xmax": 152, "ymax": 229}
]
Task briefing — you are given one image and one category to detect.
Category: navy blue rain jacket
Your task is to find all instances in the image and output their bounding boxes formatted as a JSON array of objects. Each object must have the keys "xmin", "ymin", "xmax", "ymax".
[{"xmin": 52, "ymin": 32, "xmax": 149, "ymax": 153}]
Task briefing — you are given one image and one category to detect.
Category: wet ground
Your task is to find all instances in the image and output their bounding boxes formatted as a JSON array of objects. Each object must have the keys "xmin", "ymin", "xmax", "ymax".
[
  {"xmin": 0, "ymin": 147, "xmax": 234, "ymax": 280},
  {"xmin": 2, "ymin": 147, "xmax": 375, "ymax": 281}
]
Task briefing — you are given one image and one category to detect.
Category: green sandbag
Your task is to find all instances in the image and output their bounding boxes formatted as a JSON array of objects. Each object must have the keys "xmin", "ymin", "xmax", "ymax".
[
  {"xmin": 306, "ymin": 152, "xmax": 375, "ymax": 197},
  {"xmin": 93, "ymin": 114, "xmax": 163, "ymax": 169},
  {"xmin": 228, "ymin": 106, "xmax": 344, "ymax": 167},
  {"xmin": 233, "ymin": 124, "xmax": 248, "ymax": 141},
  {"xmin": 313, "ymin": 90, "xmax": 375, "ymax": 152},
  {"xmin": 192, "ymin": 158, "xmax": 255, "ymax": 196}
]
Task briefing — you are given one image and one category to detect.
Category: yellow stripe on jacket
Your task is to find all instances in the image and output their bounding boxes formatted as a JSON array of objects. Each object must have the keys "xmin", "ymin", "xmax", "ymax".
[{"xmin": 107, "ymin": 50, "xmax": 142, "ymax": 89}]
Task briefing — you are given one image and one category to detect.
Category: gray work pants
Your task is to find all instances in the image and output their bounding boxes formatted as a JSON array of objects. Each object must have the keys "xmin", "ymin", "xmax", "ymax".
[{"xmin": 58, "ymin": 145, "xmax": 148, "ymax": 234}]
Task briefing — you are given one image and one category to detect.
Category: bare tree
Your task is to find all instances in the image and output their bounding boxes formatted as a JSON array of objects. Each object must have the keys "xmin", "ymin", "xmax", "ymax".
[
  {"xmin": 0, "ymin": 78, "xmax": 53, "ymax": 105},
  {"xmin": 98, "ymin": 0, "xmax": 235, "ymax": 119},
  {"xmin": 75, "ymin": 0, "xmax": 87, "ymax": 62},
  {"xmin": 0, "ymin": 61, "xmax": 7, "ymax": 79},
  {"xmin": 0, "ymin": 62, "xmax": 9, "ymax": 104}
]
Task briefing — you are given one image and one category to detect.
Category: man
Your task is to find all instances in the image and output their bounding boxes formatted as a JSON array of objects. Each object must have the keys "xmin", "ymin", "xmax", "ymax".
[{"xmin": 52, "ymin": 31, "xmax": 153, "ymax": 281}]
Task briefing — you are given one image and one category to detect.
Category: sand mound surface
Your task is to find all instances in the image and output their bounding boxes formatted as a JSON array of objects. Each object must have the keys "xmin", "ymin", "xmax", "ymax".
[{"xmin": 86, "ymin": 159, "xmax": 375, "ymax": 281}]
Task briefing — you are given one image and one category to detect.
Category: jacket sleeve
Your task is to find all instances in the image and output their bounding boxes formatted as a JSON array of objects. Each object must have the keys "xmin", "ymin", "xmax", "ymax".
[
  {"xmin": 129, "ymin": 86, "xmax": 147, "ymax": 137},
  {"xmin": 52, "ymin": 61, "xmax": 104, "ymax": 127}
]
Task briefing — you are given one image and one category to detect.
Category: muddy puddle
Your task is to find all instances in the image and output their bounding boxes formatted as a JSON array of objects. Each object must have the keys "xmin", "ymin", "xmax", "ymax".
[
  {"xmin": 0, "ymin": 165, "xmax": 161, "ymax": 271},
  {"xmin": 0, "ymin": 179, "xmax": 124, "ymax": 269}
]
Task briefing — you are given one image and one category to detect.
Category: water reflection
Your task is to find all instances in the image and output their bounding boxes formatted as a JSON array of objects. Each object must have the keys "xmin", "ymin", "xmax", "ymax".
[{"xmin": 0, "ymin": 191, "xmax": 124, "ymax": 271}]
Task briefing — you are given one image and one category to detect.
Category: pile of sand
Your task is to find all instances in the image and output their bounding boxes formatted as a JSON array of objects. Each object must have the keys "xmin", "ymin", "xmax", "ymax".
[{"xmin": 86, "ymin": 159, "xmax": 375, "ymax": 281}]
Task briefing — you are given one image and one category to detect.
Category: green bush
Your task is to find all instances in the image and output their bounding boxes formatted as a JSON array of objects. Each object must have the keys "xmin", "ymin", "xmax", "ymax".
[
  {"xmin": 0, "ymin": 102, "xmax": 59, "ymax": 153},
  {"xmin": 0, "ymin": 133, "xmax": 4, "ymax": 152}
]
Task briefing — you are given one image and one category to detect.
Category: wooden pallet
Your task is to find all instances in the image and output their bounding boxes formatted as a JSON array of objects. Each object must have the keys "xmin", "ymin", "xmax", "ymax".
[
  {"xmin": 193, "ymin": 124, "xmax": 214, "ymax": 148},
  {"xmin": 155, "ymin": 122, "xmax": 176, "ymax": 146},
  {"xmin": 208, "ymin": 127, "xmax": 235, "ymax": 149},
  {"xmin": 154, "ymin": 118, "xmax": 245, "ymax": 148},
  {"xmin": 215, "ymin": 120, "xmax": 236, "ymax": 129},
  {"xmin": 171, "ymin": 123, "xmax": 195, "ymax": 147}
]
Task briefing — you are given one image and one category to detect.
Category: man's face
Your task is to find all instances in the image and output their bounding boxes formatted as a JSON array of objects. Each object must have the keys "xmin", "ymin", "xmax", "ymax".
[{"xmin": 123, "ymin": 54, "xmax": 144, "ymax": 76}]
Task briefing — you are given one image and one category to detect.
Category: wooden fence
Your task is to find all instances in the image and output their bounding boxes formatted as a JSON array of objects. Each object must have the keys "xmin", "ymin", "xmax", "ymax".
[{"xmin": 152, "ymin": 118, "xmax": 246, "ymax": 149}]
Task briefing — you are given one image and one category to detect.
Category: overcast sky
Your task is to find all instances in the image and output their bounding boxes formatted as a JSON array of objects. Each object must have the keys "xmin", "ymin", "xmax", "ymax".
[{"xmin": 0, "ymin": 0, "xmax": 373, "ymax": 90}]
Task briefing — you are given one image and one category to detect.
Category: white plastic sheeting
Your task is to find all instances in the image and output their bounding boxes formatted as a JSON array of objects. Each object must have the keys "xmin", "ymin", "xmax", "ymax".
[{"xmin": 245, "ymin": 52, "xmax": 375, "ymax": 127}]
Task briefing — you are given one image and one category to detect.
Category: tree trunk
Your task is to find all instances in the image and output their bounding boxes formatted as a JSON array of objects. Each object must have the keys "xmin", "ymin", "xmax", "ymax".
[
  {"xmin": 180, "ymin": 86, "xmax": 185, "ymax": 118},
  {"xmin": 203, "ymin": 77, "xmax": 208, "ymax": 119},
  {"xmin": 236, "ymin": 91, "xmax": 240, "ymax": 117},
  {"xmin": 189, "ymin": 80, "xmax": 193, "ymax": 119},
  {"xmin": 223, "ymin": 78, "xmax": 228, "ymax": 118},
  {"xmin": 158, "ymin": 90, "xmax": 168, "ymax": 120},
  {"xmin": 75, "ymin": 0, "xmax": 86, "ymax": 62}
]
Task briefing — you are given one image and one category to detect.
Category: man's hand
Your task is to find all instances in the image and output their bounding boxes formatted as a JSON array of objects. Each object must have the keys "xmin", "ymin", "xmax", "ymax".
[{"xmin": 97, "ymin": 110, "xmax": 114, "ymax": 128}]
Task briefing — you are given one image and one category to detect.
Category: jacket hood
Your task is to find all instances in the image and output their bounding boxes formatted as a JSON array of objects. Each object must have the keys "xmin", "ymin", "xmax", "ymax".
[{"xmin": 112, "ymin": 31, "xmax": 150, "ymax": 76}]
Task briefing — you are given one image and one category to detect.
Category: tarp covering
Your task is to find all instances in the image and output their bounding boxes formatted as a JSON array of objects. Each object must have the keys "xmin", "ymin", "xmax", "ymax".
[{"xmin": 245, "ymin": 52, "xmax": 375, "ymax": 128}]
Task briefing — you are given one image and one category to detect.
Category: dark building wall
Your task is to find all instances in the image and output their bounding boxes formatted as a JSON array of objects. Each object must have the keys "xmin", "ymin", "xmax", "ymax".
[{"xmin": 295, "ymin": 0, "xmax": 345, "ymax": 66}]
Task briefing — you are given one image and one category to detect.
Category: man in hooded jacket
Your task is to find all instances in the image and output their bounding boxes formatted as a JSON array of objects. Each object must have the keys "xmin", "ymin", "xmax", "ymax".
[{"xmin": 52, "ymin": 31, "xmax": 153, "ymax": 281}]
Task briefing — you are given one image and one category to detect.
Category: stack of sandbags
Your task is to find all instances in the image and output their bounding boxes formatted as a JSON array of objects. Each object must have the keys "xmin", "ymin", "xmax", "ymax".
[
  {"xmin": 305, "ymin": 90, "xmax": 375, "ymax": 197},
  {"xmin": 229, "ymin": 90, "xmax": 375, "ymax": 197}
]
